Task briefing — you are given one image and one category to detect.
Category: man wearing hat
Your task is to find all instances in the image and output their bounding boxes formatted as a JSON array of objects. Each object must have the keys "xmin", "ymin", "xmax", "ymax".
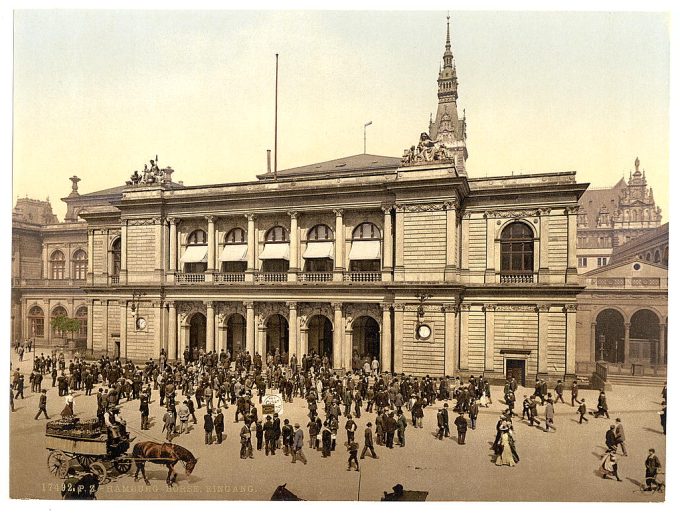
[
  {"xmin": 263, "ymin": 415, "xmax": 276, "ymax": 456},
  {"xmin": 361, "ymin": 422, "xmax": 378, "ymax": 459},
  {"xmin": 614, "ymin": 418, "xmax": 627, "ymax": 456},
  {"xmin": 162, "ymin": 406, "xmax": 175, "ymax": 442},
  {"xmin": 214, "ymin": 408, "xmax": 225, "ymax": 444},
  {"xmin": 203, "ymin": 409, "xmax": 214, "ymax": 445},
  {"xmin": 577, "ymin": 399, "xmax": 588, "ymax": 424},
  {"xmin": 291, "ymin": 422, "xmax": 307, "ymax": 464},
  {"xmin": 454, "ymin": 411, "xmax": 468, "ymax": 445}
]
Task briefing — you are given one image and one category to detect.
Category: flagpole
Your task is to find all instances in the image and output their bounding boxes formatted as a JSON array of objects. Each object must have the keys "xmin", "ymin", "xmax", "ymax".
[{"xmin": 274, "ymin": 53, "xmax": 279, "ymax": 179}]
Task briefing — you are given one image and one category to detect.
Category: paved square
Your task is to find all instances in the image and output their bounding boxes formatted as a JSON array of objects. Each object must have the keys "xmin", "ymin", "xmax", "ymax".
[{"xmin": 9, "ymin": 352, "xmax": 665, "ymax": 501}]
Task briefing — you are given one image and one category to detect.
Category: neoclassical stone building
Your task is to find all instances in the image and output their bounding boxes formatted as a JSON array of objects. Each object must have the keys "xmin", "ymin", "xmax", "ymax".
[{"xmin": 13, "ymin": 19, "xmax": 590, "ymax": 384}]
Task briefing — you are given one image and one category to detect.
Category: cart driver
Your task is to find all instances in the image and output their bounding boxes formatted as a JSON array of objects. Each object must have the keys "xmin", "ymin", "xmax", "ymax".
[{"xmin": 104, "ymin": 407, "xmax": 127, "ymax": 442}]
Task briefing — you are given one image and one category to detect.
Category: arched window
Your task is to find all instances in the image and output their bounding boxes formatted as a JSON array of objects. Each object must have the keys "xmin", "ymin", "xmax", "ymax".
[
  {"xmin": 663, "ymin": 246, "xmax": 669, "ymax": 266},
  {"xmin": 50, "ymin": 250, "xmax": 65, "ymax": 280},
  {"xmin": 654, "ymin": 250, "xmax": 661, "ymax": 263},
  {"xmin": 352, "ymin": 222, "xmax": 381, "ymax": 240},
  {"xmin": 28, "ymin": 305, "xmax": 44, "ymax": 338},
  {"xmin": 111, "ymin": 238, "xmax": 121, "ymax": 276},
  {"xmin": 307, "ymin": 224, "xmax": 334, "ymax": 241},
  {"xmin": 51, "ymin": 306, "xmax": 68, "ymax": 338},
  {"xmin": 500, "ymin": 222, "xmax": 534, "ymax": 278},
  {"xmin": 188, "ymin": 229, "xmax": 207, "ymax": 245},
  {"xmin": 266, "ymin": 226, "xmax": 289, "ymax": 243},
  {"xmin": 225, "ymin": 227, "xmax": 246, "ymax": 244},
  {"xmin": 72, "ymin": 249, "xmax": 87, "ymax": 280},
  {"xmin": 646, "ymin": 252, "xmax": 652, "ymax": 261},
  {"xmin": 76, "ymin": 306, "xmax": 88, "ymax": 338}
]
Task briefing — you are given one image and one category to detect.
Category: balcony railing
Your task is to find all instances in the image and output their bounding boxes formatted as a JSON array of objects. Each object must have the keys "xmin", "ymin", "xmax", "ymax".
[
  {"xmin": 215, "ymin": 272, "xmax": 246, "ymax": 283},
  {"xmin": 298, "ymin": 272, "xmax": 333, "ymax": 282},
  {"xmin": 343, "ymin": 271, "xmax": 381, "ymax": 282},
  {"xmin": 17, "ymin": 278, "xmax": 86, "ymax": 287},
  {"xmin": 110, "ymin": 275, "xmax": 120, "ymax": 284},
  {"xmin": 255, "ymin": 272, "xmax": 288, "ymax": 283},
  {"xmin": 176, "ymin": 273, "xmax": 206, "ymax": 284},
  {"xmin": 499, "ymin": 273, "xmax": 534, "ymax": 284}
]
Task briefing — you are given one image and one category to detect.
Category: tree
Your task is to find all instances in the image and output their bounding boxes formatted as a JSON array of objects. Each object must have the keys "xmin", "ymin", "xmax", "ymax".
[{"xmin": 50, "ymin": 315, "xmax": 81, "ymax": 344}]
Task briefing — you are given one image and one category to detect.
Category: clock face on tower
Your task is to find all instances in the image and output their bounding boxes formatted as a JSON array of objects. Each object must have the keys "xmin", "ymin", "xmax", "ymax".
[
  {"xmin": 136, "ymin": 317, "xmax": 147, "ymax": 330},
  {"xmin": 416, "ymin": 323, "xmax": 432, "ymax": 340}
]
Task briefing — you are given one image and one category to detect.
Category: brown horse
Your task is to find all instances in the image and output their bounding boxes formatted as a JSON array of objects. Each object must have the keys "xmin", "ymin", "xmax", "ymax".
[{"xmin": 132, "ymin": 441, "xmax": 197, "ymax": 487}]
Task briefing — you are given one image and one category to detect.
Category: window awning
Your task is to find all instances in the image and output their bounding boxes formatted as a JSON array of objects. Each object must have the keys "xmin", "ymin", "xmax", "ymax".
[
  {"xmin": 259, "ymin": 243, "xmax": 290, "ymax": 260},
  {"xmin": 219, "ymin": 244, "xmax": 248, "ymax": 262},
  {"xmin": 179, "ymin": 245, "xmax": 208, "ymax": 264},
  {"xmin": 302, "ymin": 241, "xmax": 334, "ymax": 259},
  {"xmin": 348, "ymin": 240, "xmax": 381, "ymax": 260}
]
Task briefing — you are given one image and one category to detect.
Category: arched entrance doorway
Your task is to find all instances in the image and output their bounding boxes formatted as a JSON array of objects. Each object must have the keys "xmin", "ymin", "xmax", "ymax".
[
  {"xmin": 595, "ymin": 309, "xmax": 624, "ymax": 363},
  {"xmin": 189, "ymin": 313, "xmax": 206, "ymax": 356},
  {"xmin": 265, "ymin": 314, "xmax": 289, "ymax": 357},
  {"xmin": 630, "ymin": 309, "xmax": 660, "ymax": 364},
  {"xmin": 226, "ymin": 314, "xmax": 246, "ymax": 354},
  {"xmin": 352, "ymin": 316, "xmax": 380, "ymax": 361},
  {"xmin": 307, "ymin": 315, "xmax": 333, "ymax": 360}
]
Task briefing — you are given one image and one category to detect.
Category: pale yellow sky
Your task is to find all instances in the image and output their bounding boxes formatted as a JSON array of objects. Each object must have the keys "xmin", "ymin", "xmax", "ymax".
[{"xmin": 12, "ymin": 10, "xmax": 670, "ymax": 220}]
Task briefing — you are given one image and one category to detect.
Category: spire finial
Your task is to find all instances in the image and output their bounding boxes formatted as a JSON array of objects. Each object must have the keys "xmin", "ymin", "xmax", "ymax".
[
  {"xmin": 446, "ymin": 12, "xmax": 451, "ymax": 49},
  {"xmin": 635, "ymin": 156, "xmax": 640, "ymax": 171}
]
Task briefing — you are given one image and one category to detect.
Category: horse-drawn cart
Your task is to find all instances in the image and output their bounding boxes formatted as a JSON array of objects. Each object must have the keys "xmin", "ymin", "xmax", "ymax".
[{"xmin": 45, "ymin": 417, "xmax": 133, "ymax": 483}]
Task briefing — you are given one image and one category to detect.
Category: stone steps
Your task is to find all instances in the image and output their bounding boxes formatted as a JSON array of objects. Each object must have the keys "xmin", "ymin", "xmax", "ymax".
[{"xmin": 606, "ymin": 375, "xmax": 666, "ymax": 387}]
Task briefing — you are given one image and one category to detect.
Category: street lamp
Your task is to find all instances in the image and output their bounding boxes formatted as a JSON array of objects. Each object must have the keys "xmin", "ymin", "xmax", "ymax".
[{"xmin": 363, "ymin": 121, "xmax": 372, "ymax": 154}]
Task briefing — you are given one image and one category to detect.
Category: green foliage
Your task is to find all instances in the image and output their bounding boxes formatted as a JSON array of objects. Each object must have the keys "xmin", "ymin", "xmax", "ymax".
[{"xmin": 50, "ymin": 315, "xmax": 81, "ymax": 340}]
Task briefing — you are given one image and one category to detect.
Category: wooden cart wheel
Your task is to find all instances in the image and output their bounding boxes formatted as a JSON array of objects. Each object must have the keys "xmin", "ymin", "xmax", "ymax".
[
  {"xmin": 113, "ymin": 458, "xmax": 132, "ymax": 474},
  {"xmin": 76, "ymin": 455, "xmax": 96, "ymax": 469},
  {"xmin": 47, "ymin": 450, "xmax": 71, "ymax": 479},
  {"xmin": 89, "ymin": 461, "xmax": 107, "ymax": 483}
]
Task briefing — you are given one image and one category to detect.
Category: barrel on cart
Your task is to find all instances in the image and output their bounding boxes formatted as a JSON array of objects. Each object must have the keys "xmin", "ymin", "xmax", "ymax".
[{"xmin": 45, "ymin": 417, "xmax": 134, "ymax": 483}]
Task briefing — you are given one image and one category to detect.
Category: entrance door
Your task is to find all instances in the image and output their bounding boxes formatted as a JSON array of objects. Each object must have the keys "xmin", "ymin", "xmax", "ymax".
[
  {"xmin": 506, "ymin": 359, "xmax": 526, "ymax": 386},
  {"xmin": 189, "ymin": 313, "xmax": 207, "ymax": 354},
  {"xmin": 113, "ymin": 340, "xmax": 120, "ymax": 359}
]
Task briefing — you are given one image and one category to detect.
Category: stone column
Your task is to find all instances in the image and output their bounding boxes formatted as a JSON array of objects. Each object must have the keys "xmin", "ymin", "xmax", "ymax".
[
  {"xmin": 538, "ymin": 208, "xmax": 551, "ymax": 283},
  {"xmin": 169, "ymin": 218, "xmax": 177, "ymax": 272},
  {"xmin": 658, "ymin": 323, "xmax": 666, "ymax": 365},
  {"xmin": 42, "ymin": 243, "xmax": 48, "ymax": 279},
  {"xmin": 154, "ymin": 218, "xmax": 164, "ymax": 280},
  {"xmin": 483, "ymin": 304, "xmax": 496, "ymax": 372},
  {"xmin": 591, "ymin": 322, "xmax": 597, "ymax": 363},
  {"xmin": 168, "ymin": 302, "xmax": 177, "ymax": 361},
  {"xmin": 246, "ymin": 214, "xmax": 256, "ymax": 282},
  {"xmin": 537, "ymin": 305, "xmax": 550, "ymax": 375},
  {"xmin": 121, "ymin": 220, "xmax": 128, "ymax": 282},
  {"xmin": 566, "ymin": 207, "xmax": 579, "ymax": 282},
  {"xmin": 393, "ymin": 304, "xmax": 404, "ymax": 373},
  {"xmin": 333, "ymin": 209, "xmax": 345, "ymax": 282},
  {"xmin": 445, "ymin": 200, "xmax": 458, "ymax": 281},
  {"xmin": 245, "ymin": 302, "xmax": 255, "ymax": 355},
  {"xmin": 484, "ymin": 213, "xmax": 495, "ymax": 283},
  {"xmin": 332, "ymin": 302, "xmax": 343, "ymax": 368},
  {"xmin": 381, "ymin": 204, "xmax": 393, "ymax": 281},
  {"xmin": 207, "ymin": 215, "xmax": 216, "ymax": 272},
  {"xmin": 119, "ymin": 300, "xmax": 127, "ymax": 360},
  {"xmin": 460, "ymin": 213, "xmax": 470, "ymax": 272},
  {"xmin": 87, "ymin": 230, "xmax": 94, "ymax": 283},
  {"xmin": 394, "ymin": 206, "xmax": 405, "ymax": 281},
  {"xmin": 623, "ymin": 321, "xmax": 631, "ymax": 364},
  {"xmin": 258, "ymin": 324, "xmax": 266, "ymax": 358},
  {"xmin": 565, "ymin": 305, "xmax": 578, "ymax": 376},
  {"xmin": 206, "ymin": 301, "xmax": 215, "ymax": 353},
  {"xmin": 344, "ymin": 327, "xmax": 353, "ymax": 370},
  {"xmin": 154, "ymin": 301, "xmax": 163, "ymax": 359},
  {"xmin": 380, "ymin": 303, "xmax": 392, "ymax": 373},
  {"xmin": 459, "ymin": 304, "xmax": 470, "ymax": 370},
  {"xmin": 87, "ymin": 299, "xmax": 94, "ymax": 352},
  {"xmin": 288, "ymin": 302, "xmax": 298, "ymax": 357},
  {"xmin": 288, "ymin": 211, "xmax": 299, "ymax": 281},
  {"xmin": 443, "ymin": 304, "xmax": 458, "ymax": 375}
]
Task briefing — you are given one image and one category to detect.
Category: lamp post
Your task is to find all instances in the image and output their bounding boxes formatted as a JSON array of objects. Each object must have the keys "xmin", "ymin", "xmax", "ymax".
[{"xmin": 363, "ymin": 121, "xmax": 372, "ymax": 154}]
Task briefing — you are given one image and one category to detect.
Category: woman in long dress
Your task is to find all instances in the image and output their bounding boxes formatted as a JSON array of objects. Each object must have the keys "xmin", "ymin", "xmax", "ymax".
[
  {"xmin": 495, "ymin": 429, "xmax": 516, "ymax": 467},
  {"xmin": 60, "ymin": 393, "xmax": 74, "ymax": 418}
]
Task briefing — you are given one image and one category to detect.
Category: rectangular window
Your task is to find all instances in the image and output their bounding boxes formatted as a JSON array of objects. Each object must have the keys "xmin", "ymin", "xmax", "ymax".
[
  {"xmin": 597, "ymin": 257, "xmax": 608, "ymax": 267},
  {"xmin": 578, "ymin": 257, "xmax": 588, "ymax": 267}
]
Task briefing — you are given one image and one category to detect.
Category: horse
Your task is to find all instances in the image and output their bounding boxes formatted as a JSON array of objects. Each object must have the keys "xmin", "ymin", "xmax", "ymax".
[{"xmin": 131, "ymin": 441, "xmax": 197, "ymax": 487}]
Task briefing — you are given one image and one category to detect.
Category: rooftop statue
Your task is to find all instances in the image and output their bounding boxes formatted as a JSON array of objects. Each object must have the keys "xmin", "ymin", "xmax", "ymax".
[{"xmin": 126, "ymin": 156, "xmax": 169, "ymax": 186}]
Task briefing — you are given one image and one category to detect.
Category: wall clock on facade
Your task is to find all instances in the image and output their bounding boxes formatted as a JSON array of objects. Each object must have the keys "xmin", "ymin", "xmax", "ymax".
[
  {"xmin": 136, "ymin": 317, "xmax": 147, "ymax": 330},
  {"xmin": 416, "ymin": 323, "xmax": 432, "ymax": 340}
]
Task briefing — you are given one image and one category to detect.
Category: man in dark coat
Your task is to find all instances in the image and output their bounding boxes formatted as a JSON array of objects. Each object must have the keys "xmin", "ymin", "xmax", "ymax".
[
  {"xmin": 454, "ymin": 412, "xmax": 468, "ymax": 444},
  {"xmin": 264, "ymin": 415, "xmax": 276, "ymax": 456},
  {"xmin": 605, "ymin": 425, "xmax": 617, "ymax": 452},
  {"xmin": 571, "ymin": 380, "xmax": 579, "ymax": 407},
  {"xmin": 384, "ymin": 412, "xmax": 397, "ymax": 448},
  {"xmin": 203, "ymin": 409, "xmax": 214, "ymax": 445},
  {"xmin": 578, "ymin": 399, "xmax": 589, "ymax": 424},
  {"xmin": 469, "ymin": 400, "xmax": 479, "ymax": 430},
  {"xmin": 554, "ymin": 380, "xmax": 565, "ymax": 404},
  {"xmin": 441, "ymin": 403, "xmax": 450, "ymax": 437},
  {"xmin": 35, "ymin": 389, "xmax": 49, "ymax": 419},
  {"xmin": 214, "ymin": 408, "xmax": 225, "ymax": 444},
  {"xmin": 360, "ymin": 422, "xmax": 378, "ymax": 459}
]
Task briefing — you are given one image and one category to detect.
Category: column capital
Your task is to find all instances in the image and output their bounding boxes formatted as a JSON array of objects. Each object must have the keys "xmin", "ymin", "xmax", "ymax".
[
  {"xmin": 624, "ymin": 322, "xmax": 631, "ymax": 328},
  {"xmin": 537, "ymin": 304, "xmax": 551, "ymax": 313},
  {"xmin": 244, "ymin": 301, "xmax": 255, "ymax": 309},
  {"xmin": 444, "ymin": 198, "xmax": 459, "ymax": 210},
  {"xmin": 564, "ymin": 304, "xmax": 578, "ymax": 313},
  {"xmin": 565, "ymin": 205, "xmax": 580, "ymax": 215},
  {"xmin": 245, "ymin": 213, "xmax": 257, "ymax": 221},
  {"xmin": 333, "ymin": 208, "xmax": 344, "ymax": 217},
  {"xmin": 287, "ymin": 301, "xmax": 298, "ymax": 309},
  {"xmin": 381, "ymin": 203, "xmax": 394, "ymax": 214},
  {"xmin": 460, "ymin": 303, "xmax": 471, "ymax": 312},
  {"xmin": 205, "ymin": 301, "xmax": 214, "ymax": 309},
  {"xmin": 287, "ymin": 210, "xmax": 300, "ymax": 220},
  {"xmin": 167, "ymin": 217, "xmax": 177, "ymax": 225},
  {"xmin": 206, "ymin": 215, "xmax": 216, "ymax": 223},
  {"xmin": 393, "ymin": 303, "xmax": 405, "ymax": 311},
  {"xmin": 166, "ymin": 301, "xmax": 176, "ymax": 309},
  {"xmin": 441, "ymin": 304, "xmax": 458, "ymax": 313},
  {"xmin": 482, "ymin": 303, "xmax": 496, "ymax": 312},
  {"xmin": 379, "ymin": 302, "xmax": 392, "ymax": 312},
  {"xmin": 118, "ymin": 299, "xmax": 127, "ymax": 307},
  {"xmin": 331, "ymin": 302, "xmax": 343, "ymax": 310},
  {"xmin": 538, "ymin": 207, "xmax": 552, "ymax": 216}
]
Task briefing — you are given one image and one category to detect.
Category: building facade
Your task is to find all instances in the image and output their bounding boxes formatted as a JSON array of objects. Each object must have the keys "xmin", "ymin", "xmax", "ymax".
[
  {"xmin": 12, "ymin": 19, "xmax": 590, "ymax": 385},
  {"xmin": 576, "ymin": 157, "xmax": 663, "ymax": 273}
]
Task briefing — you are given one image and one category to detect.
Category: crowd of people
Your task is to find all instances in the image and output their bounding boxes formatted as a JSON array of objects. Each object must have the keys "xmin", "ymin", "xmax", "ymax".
[{"xmin": 10, "ymin": 342, "xmax": 666, "ymax": 494}]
